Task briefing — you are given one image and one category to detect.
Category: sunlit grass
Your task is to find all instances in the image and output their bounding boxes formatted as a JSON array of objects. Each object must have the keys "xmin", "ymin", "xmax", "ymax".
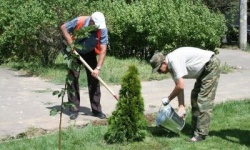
[
  {"xmin": 3, "ymin": 54, "xmax": 169, "ymax": 87},
  {"xmin": 1, "ymin": 99, "xmax": 249, "ymax": 150},
  {"xmin": 4, "ymin": 53, "xmax": 235, "ymax": 87},
  {"xmin": 220, "ymin": 62, "xmax": 235, "ymax": 74}
]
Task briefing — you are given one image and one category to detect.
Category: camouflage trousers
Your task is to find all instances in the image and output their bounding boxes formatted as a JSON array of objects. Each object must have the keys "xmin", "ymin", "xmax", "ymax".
[{"xmin": 191, "ymin": 55, "xmax": 221, "ymax": 136}]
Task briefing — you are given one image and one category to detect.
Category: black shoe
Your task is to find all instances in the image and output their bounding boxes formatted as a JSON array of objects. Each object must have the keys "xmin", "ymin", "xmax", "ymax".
[
  {"xmin": 69, "ymin": 111, "xmax": 79, "ymax": 120},
  {"xmin": 189, "ymin": 134, "xmax": 206, "ymax": 142},
  {"xmin": 92, "ymin": 112, "xmax": 107, "ymax": 119}
]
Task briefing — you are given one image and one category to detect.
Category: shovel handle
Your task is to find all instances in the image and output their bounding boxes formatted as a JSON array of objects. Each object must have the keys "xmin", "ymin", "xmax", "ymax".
[{"xmin": 73, "ymin": 51, "xmax": 118, "ymax": 101}]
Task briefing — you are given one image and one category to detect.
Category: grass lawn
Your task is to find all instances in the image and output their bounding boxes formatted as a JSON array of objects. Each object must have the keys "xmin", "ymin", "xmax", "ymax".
[
  {"xmin": 2, "ymin": 51, "xmax": 236, "ymax": 88},
  {"xmin": 3, "ymin": 54, "xmax": 169, "ymax": 87},
  {"xmin": 0, "ymin": 50, "xmax": 245, "ymax": 150},
  {"xmin": 0, "ymin": 99, "xmax": 249, "ymax": 150}
]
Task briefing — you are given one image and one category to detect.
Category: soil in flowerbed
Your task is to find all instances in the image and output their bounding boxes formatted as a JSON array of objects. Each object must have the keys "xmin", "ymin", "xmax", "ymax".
[
  {"xmin": 91, "ymin": 113, "xmax": 156, "ymax": 126},
  {"xmin": 1, "ymin": 113, "xmax": 157, "ymax": 141}
]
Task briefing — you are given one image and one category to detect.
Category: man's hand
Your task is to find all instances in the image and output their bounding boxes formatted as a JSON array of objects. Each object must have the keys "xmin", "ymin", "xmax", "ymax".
[
  {"xmin": 177, "ymin": 105, "xmax": 186, "ymax": 119},
  {"xmin": 92, "ymin": 68, "xmax": 100, "ymax": 78},
  {"xmin": 162, "ymin": 97, "xmax": 170, "ymax": 106}
]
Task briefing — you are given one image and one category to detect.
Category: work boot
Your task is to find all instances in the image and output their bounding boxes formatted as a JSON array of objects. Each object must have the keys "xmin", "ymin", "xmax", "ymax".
[
  {"xmin": 92, "ymin": 112, "xmax": 107, "ymax": 119},
  {"xmin": 69, "ymin": 111, "xmax": 79, "ymax": 120}
]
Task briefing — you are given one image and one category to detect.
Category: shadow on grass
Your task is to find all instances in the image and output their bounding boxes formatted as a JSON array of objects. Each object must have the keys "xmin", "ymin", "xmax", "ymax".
[
  {"xmin": 209, "ymin": 129, "xmax": 250, "ymax": 147},
  {"xmin": 147, "ymin": 126, "xmax": 179, "ymax": 138},
  {"xmin": 180, "ymin": 123, "xmax": 193, "ymax": 136},
  {"xmin": 147, "ymin": 119, "xmax": 194, "ymax": 138}
]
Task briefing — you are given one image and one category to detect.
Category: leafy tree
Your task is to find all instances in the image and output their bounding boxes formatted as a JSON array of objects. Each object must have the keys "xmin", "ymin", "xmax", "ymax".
[
  {"xmin": 104, "ymin": 65, "xmax": 147, "ymax": 143},
  {"xmin": 201, "ymin": 0, "xmax": 238, "ymax": 13},
  {"xmin": 201, "ymin": 0, "xmax": 250, "ymax": 43},
  {"xmin": 0, "ymin": 0, "xmax": 88, "ymax": 65},
  {"xmin": 89, "ymin": 0, "xmax": 225, "ymax": 59},
  {"xmin": 0, "ymin": 0, "xmax": 226, "ymax": 65},
  {"xmin": 50, "ymin": 25, "xmax": 97, "ymax": 150}
]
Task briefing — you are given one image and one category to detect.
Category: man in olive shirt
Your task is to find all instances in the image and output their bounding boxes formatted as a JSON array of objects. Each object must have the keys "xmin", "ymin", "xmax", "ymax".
[{"xmin": 150, "ymin": 47, "xmax": 221, "ymax": 142}]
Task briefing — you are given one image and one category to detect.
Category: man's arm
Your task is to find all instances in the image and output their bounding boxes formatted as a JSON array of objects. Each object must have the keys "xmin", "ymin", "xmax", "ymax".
[
  {"xmin": 61, "ymin": 24, "xmax": 73, "ymax": 45},
  {"xmin": 177, "ymin": 87, "xmax": 185, "ymax": 107},
  {"xmin": 96, "ymin": 44, "xmax": 107, "ymax": 69},
  {"xmin": 92, "ymin": 44, "xmax": 107, "ymax": 77},
  {"xmin": 168, "ymin": 78, "xmax": 185, "ymax": 102},
  {"xmin": 168, "ymin": 78, "xmax": 186, "ymax": 118}
]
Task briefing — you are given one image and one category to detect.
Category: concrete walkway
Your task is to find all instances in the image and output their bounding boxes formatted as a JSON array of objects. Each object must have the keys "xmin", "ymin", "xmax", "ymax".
[{"xmin": 0, "ymin": 48, "xmax": 250, "ymax": 139}]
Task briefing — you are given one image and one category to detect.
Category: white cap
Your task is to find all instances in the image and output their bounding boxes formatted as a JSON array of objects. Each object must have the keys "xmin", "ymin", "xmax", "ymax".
[{"xmin": 91, "ymin": 12, "xmax": 106, "ymax": 29}]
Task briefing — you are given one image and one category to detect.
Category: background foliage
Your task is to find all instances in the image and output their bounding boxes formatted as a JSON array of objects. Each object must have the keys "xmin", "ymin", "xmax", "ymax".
[
  {"xmin": 201, "ymin": 0, "xmax": 250, "ymax": 44},
  {"xmin": 0, "ymin": 0, "xmax": 88, "ymax": 65},
  {"xmin": 89, "ymin": 0, "xmax": 225, "ymax": 58},
  {"xmin": 0, "ymin": 0, "xmax": 227, "ymax": 66}
]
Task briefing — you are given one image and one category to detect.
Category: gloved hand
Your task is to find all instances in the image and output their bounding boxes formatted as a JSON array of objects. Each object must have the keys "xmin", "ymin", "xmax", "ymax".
[{"xmin": 161, "ymin": 97, "xmax": 170, "ymax": 106}]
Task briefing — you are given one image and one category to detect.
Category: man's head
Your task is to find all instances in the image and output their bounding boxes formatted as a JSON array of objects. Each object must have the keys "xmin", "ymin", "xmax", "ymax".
[
  {"xmin": 91, "ymin": 12, "xmax": 106, "ymax": 29},
  {"xmin": 150, "ymin": 52, "xmax": 165, "ymax": 73}
]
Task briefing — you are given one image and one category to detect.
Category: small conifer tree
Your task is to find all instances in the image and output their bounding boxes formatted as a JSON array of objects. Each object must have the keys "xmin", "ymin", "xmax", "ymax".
[{"xmin": 104, "ymin": 65, "xmax": 147, "ymax": 143}]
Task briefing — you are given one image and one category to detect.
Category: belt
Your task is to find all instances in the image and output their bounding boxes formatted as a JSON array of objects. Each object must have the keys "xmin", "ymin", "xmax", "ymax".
[{"xmin": 205, "ymin": 54, "xmax": 215, "ymax": 66}]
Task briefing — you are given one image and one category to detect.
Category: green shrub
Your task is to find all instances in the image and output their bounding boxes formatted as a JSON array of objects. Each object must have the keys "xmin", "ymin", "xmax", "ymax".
[
  {"xmin": 104, "ymin": 65, "xmax": 147, "ymax": 143},
  {"xmin": 89, "ymin": 0, "xmax": 226, "ymax": 58},
  {"xmin": 0, "ymin": 0, "xmax": 87, "ymax": 65},
  {"xmin": 0, "ymin": 0, "xmax": 226, "ymax": 66}
]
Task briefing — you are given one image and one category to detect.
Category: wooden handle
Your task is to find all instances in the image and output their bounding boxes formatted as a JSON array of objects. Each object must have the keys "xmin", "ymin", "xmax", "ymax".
[{"xmin": 73, "ymin": 51, "xmax": 118, "ymax": 101}]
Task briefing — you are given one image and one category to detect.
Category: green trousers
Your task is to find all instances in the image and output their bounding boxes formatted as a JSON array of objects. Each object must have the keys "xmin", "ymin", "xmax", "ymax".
[{"xmin": 191, "ymin": 56, "xmax": 221, "ymax": 136}]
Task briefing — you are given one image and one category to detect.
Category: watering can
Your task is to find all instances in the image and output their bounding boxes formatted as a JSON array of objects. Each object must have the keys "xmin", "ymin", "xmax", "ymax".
[{"xmin": 155, "ymin": 104, "xmax": 185, "ymax": 133}]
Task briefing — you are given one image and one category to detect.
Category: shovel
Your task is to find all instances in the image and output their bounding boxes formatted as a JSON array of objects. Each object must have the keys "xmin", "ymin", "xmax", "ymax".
[{"xmin": 73, "ymin": 51, "xmax": 119, "ymax": 101}]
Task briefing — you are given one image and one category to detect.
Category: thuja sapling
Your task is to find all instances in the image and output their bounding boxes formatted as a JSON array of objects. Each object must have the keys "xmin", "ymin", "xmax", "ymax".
[{"xmin": 104, "ymin": 65, "xmax": 147, "ymax": 143}]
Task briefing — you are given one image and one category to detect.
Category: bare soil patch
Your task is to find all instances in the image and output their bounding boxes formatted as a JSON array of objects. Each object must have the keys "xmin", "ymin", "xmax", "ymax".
[
  {"xmin": 90, "ymin": 113, "xmax": 156, "ymax": 126},
  {"xmin": 1, "ymin": 113, "xmax": 157, "ymax": 141}
]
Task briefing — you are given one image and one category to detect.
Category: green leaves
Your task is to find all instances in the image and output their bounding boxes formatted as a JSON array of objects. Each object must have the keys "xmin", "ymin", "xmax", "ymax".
[
  {"xmin": 50, "ymin": 108, "xmax": 58, "ymax": 116},
  {"xmin": 52, "ymin": 88, "xmax": 66, "ymax": 98},
  {"xmin": 74, "ymin": 26, "xmax": 98, "ymax": 39},
  {"xmin": 90, "ymin": 0, "xmax": 225, "ymax": 59},
  {"xmin": 62, "ymin": 102, "xmax": 76, "ymax": 110},
  {"xmin": 0, "ymin": 0, "xmax": 226, "ymax": 64},
  {"xmin": 105, "ymin": 65, "xmax": 147, "ymax": 143},
  {"xmin": 0, "ymin": 0, "xmax": 89, "ymax": 65},
  {"xmin": 52, "ymin": 90, "xmax": 60, "ymax": 96},
  {"xmin": 49, "ymin": 102, "xmax": 76, "ymax": 116}
]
